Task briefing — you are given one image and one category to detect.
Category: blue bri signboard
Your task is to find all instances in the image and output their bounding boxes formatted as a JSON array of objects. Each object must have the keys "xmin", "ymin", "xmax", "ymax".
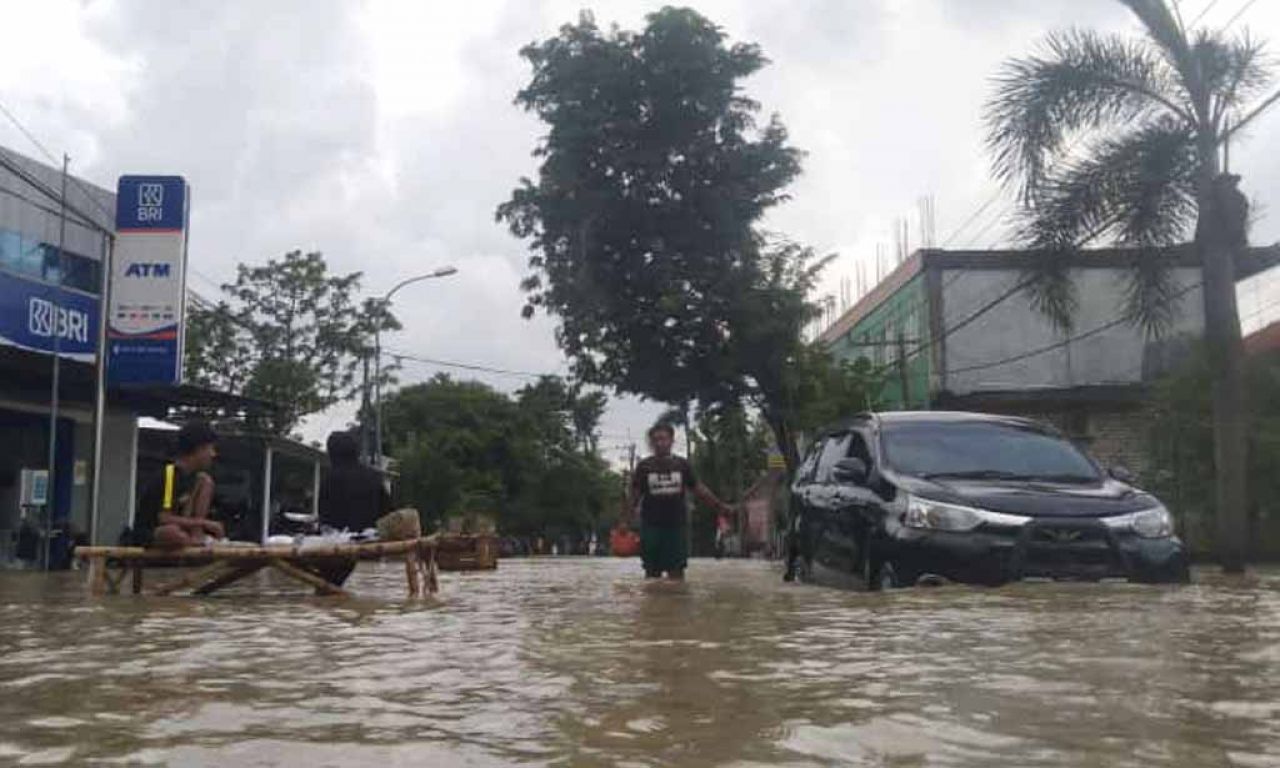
[
  {"xmin": 108, "ymin": 175, "xmax": 190, "ymax": 386},
  {"xmin": 0, "ymin": 270, "xmax": 99, "ymax": 362}
]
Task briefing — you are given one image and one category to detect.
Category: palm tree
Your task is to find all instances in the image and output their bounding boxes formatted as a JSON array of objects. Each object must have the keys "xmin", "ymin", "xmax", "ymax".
[{"xmin": 986, "ymin": 0, "xmax": 1278, "ymax": 572}]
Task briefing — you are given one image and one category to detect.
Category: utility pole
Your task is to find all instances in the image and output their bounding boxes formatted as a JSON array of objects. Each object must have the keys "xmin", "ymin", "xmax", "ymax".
[
  {"xmin": 896, "ymin": 331, "xmax": 911, "ymax": 409},
  {"xmin": 43, "ymin": 154, "xmax": 69, "ymax": 570},
  {"xmin": 372, "ymin": 266, "xmax": 457, "ymax": 466},
  {"xmin": 360, "ymin": 353, "xmax": 373, "ymax": 464}
]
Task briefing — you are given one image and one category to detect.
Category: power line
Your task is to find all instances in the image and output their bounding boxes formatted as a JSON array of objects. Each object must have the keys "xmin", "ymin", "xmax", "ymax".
[
  {"xmin": 948, "ymin": 280, "xmax": 1204, "ymax": 376},
  {"xmin": 1190, "ymin": 0, "xmax": 1224, "ymax": 26},
  {"xmin": 0, "ymin": 98, "xmax": 115, "ymax": 231},
  {"xmin": 0, "ymin": 151, "xmax": 108, "ymax": 235},
  {"xmin": 1240, "ymin": 293, "xmax": 1280, "ymax": 326},
  {"xmin": 386, "ymin": 349, "xmax": 558, "ymax": 379},
  {"xmin": 941, "ymin": 191, "xmax": 1003, "ymax": 248},
  {"xmin": 1220, "ymin": 0, "xmax": 1259, "ymax": 32},
  {"xmin": 0, "ymin": 181, "xmax": 100, "ymax": 232}
]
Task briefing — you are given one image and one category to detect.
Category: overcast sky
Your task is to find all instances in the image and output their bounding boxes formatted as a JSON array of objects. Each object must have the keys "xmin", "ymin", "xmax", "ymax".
[{"xmin": 3, "ymin": 0, "xmax": 1278, "ymax": 463}]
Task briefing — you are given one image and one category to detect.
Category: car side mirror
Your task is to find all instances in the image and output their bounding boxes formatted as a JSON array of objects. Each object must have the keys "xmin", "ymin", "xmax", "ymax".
[
  {"xmin": 1108, "ymin": 465, "xmax": 1135, "ymax": 484},
  {"xmin": 832, "ymin": 457, "xmax": 869, "ymax": 485}
]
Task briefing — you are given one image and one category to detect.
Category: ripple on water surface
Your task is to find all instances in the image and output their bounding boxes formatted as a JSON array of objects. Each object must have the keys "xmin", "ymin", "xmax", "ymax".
[{"xmin": 0, "ymin": 560, "xmax": 1277, "ymax": 766}]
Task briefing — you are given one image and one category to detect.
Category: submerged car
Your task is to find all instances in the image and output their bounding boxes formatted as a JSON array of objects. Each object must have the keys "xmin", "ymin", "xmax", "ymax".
[{"xmin": 787, "ymin": 412, "xmax": 1190, "ymax": 589}]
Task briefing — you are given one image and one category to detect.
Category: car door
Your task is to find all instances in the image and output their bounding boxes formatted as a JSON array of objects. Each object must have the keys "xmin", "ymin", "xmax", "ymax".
[
  {"xmin": 808, "ymin": 432, "xmax": 853, "ymax": 573},
  {"xmin": 788, "ymin": 441, "xmax": 823, "ymax": 569},
  {"xmin": 827, "ymin": 430, "xmax": 878, "ymax": 577}
]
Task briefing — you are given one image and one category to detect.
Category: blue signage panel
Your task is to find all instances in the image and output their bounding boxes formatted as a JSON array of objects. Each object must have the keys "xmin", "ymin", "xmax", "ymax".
[
  {"xmin": 115, "ymin": 176, "xmax": 188, "ymax": 231},
  {"xmin": 0, "ymin": 269, "xmax": 99, "ymax": 362},
  {"xmin": 108, "ymin": 174, "xmax": 190, "ymax": 386}
]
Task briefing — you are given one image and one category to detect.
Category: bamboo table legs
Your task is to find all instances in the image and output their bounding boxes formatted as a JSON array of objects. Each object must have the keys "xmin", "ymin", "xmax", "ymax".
[{"xmin": 86, "ymin": 547, "xmax": 440, "ymax": 598}]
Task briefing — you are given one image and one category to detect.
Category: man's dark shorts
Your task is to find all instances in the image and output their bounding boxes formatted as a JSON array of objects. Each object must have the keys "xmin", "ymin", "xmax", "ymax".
[{"xmin": 641, "ymin": 523, "xmax": 687, "ymax": 576}]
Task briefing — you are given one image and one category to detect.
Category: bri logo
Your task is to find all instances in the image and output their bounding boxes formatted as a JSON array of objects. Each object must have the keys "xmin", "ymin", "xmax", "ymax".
[{"xmin": 28, "ymin": 297, "xmax": 89, "ymax": 343}]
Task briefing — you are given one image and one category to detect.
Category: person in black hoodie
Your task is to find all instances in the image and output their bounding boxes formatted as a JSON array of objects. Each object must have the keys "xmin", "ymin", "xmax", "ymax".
[{"xmin": 319, "ymin": 431, "xmax": 391, "ymax": 533}]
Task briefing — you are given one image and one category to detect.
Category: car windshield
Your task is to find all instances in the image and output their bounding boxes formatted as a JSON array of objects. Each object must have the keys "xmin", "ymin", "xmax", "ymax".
[{"xmin": 880, "ymin": 421, "xmax": 1101, "ymax": 483}]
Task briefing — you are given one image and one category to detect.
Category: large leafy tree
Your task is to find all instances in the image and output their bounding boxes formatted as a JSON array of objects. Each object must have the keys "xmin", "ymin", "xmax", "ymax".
[
  {"xmin": 383, "ymin": 374, "xmax": 619, "ymax": 536},
  {"xmin": 184, "ymin": 250, "xmax": 398, "ymax": 434},
  {"xmin": 498, "ymin": 8, "xmax": 838, "ymax": 472},
  {"xmin": 985, "ymin": 0, "xmax": 1278, "ymax": 571}
]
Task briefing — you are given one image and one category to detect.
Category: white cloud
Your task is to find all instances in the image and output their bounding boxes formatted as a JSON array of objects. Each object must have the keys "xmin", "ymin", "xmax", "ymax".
[{"xmin": 3, "ymin": 0, "xmax": 1279, "ymax": 461}]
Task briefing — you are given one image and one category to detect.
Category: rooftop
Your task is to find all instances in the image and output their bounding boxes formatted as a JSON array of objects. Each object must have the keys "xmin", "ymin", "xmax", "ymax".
[{"xmin": 819, "ymin": 244, "xmax": 1280, "ymax": 345}]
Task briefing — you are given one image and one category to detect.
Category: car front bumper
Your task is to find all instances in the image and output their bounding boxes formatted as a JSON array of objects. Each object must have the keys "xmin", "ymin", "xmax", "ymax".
[{"xmin": 888, "ymin": 517, "xmax": 1190, "ymax": 585}]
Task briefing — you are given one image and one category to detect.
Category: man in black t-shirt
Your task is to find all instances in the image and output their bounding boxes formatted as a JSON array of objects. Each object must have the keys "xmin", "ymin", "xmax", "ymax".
[
  {"xmin": 625, "ymin": 423, "xmax": 733, "ymax": 580},
  {"xmin": 135, "ymin": 421, "xmax": 224, "ymax": 548},
  {"xmin": 319, "ymin": 431, "xmax": 391, "ymax": 532}
]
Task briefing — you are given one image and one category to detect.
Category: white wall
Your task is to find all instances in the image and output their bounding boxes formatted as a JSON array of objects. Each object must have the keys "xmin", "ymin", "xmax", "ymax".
[
  {"xmin": 941, "ymin": 267, "xmax": 1205, "ymax": 395},
  {"xmin": 94, "ymin": 407, "xmax": 137, "ymax": 544}
]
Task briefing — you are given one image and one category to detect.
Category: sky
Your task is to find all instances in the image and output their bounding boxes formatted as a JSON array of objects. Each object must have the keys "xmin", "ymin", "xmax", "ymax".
[{"xmin": 2, "ymin": 0, "xmax": 1278, "ymax": 465}]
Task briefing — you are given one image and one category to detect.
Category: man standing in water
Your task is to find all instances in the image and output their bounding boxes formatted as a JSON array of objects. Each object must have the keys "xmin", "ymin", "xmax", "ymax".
[
  {"xmin": 626, "ymin": 423, "xmax": 734, "ymax": 580},
  {"xmin": 135, "ymin": 421, "xmax": 224, "ymax": 548}
]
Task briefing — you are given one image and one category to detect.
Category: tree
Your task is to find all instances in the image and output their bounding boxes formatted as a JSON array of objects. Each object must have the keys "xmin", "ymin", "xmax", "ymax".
[
  {"xmin": 498, "ymin": 7, "xmax": 834, "ymax": 473},
  {"xmin": 183, "ymin": 251, "xmax": 399, "ymax": 434},
  {"xmin": 1146, "ymin": 345, "xmax": 1280, "ymax": 558},
  {"xmin": 985, "ymin": 0, "xmax": 1278, "ymax": 571},
  {"xmin": 515, "ymin": 375, "xmax": 609, "ymax": 456},
  {"xmin": 184, "ymin": 299, "xmax": 254, "ymax": 394},
  {"xmin": 382, "ymin": 375, "xmax": 620, "ymax": 537}
]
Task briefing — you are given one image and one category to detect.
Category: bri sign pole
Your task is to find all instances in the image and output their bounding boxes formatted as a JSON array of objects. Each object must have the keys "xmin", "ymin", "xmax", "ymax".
[{"xmin": 108, "ymin": 176, "xmax": 190, "ymax": 386}]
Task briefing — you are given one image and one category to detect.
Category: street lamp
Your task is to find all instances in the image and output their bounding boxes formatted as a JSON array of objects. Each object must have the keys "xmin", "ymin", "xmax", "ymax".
[{"xmin": 372, "ymin": 266, "xmax": 458, "ymax": 466}]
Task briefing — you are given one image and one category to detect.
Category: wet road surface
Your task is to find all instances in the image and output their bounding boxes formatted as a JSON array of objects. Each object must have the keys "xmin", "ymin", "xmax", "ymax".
[{"xmin": 0, "ymin": 558, "xmax": 1277, "ymax": 766}]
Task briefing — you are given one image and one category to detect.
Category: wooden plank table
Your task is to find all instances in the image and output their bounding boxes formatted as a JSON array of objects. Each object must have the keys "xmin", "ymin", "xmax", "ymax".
[{"xmin": 75, "ymin": 536, "xmax": 442, "ymax": 598}]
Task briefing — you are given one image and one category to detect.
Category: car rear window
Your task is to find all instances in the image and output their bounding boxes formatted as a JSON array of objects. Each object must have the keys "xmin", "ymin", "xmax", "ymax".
[{"xmin": 880, "ymin": 420, "xmax": 1100, "ymax": 482}]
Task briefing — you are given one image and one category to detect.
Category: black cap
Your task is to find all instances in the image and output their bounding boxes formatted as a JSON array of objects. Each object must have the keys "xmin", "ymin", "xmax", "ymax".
[
  {"xmin": 176, "ymin": 420, "xmax": 218, "ymax": 456},
  {"xmin": 327, "ymin": 431, "xmax": 361, "ymax": 464}
]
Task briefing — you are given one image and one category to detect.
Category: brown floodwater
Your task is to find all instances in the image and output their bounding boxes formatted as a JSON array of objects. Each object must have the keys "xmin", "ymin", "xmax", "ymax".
[{"xmin": 0, "ymin": 559, "xmax": 1277, "ymax": 767}]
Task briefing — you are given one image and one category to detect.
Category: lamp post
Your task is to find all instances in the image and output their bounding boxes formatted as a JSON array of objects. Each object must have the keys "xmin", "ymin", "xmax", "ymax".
[{"xmin": 372, "ymin": 266, "xmax": 458, "ymax": 466}]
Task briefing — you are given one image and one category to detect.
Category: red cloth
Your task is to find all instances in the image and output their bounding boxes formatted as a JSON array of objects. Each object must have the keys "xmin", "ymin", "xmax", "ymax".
[{"xmin": 610, "ymin": 527, "xmax": 641, "ymax": 557}]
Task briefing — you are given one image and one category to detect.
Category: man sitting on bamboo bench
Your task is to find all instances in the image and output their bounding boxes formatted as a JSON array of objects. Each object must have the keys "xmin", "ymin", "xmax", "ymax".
[{"xmin": 135, "ymin": 421, "xmax": 225, "ymax": 549}]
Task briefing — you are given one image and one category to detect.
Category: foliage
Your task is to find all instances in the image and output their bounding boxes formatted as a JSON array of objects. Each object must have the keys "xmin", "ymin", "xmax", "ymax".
[
  {"xmin": 383, "ymin": 374, "xmax": 620, "ymax": 536},
  {"xmin": 184, "ymin": 251, "xmax": 398, "ymax": 435},
  {"xmin": 985, "ymin": 0, "xmax": 1274, "ymax": 331},
  {"xmin": 787, "ymin": 345, "xmax": 883, "ymax": 436},
  {"xmin": 690, "ymin": 405, "xmax": 768, "ymax": 503},
  {"xmin": 498, "ymin": 7, "xmax": 835, "ymax": 472},
  {"xmin": 987, "ymin": 0, "xmax": 1277, "ymax": 570},
  {"xmin": 1146, "ymin": 347, "xmax": 1280, "ymax": 556}
]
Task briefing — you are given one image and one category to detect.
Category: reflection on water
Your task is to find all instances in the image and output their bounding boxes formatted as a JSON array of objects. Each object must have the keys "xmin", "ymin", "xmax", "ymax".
[{"xmin": 0, "ymin": 560, "xmax": 1277, "ymax": 766}]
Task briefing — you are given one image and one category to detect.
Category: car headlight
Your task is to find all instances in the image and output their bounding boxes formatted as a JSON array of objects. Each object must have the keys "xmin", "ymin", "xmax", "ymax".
[
  {"xmin": 904, "ymin": 495, "xmax": 1030, "ymax": 532},
  {"xmin": 1102, "ymin": 505, "xmax": 1174, "ymax": 539}
]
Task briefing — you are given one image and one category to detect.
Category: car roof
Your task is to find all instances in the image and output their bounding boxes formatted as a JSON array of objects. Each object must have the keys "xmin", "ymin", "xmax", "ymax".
[{"xmin": 819, "ymin": 410, "xmax": 1048, "ymax": 436}]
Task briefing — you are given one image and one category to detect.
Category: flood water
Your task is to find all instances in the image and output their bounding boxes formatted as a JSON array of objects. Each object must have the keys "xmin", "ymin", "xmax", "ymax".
[{"xmin": 0, "ymin": 559, "xmax": 1278, "ymax": 767}]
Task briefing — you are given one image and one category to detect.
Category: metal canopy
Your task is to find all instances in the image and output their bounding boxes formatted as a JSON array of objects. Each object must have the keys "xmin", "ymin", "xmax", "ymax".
[{"xmin": 110, "ymin": 383, "xmax": 282, "ymax": 421}]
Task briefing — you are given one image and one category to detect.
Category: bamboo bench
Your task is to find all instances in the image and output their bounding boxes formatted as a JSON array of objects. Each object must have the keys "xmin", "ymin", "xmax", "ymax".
[{"xmin": 75, "ymin": 536, "xmax": 445, "ymax": 598}]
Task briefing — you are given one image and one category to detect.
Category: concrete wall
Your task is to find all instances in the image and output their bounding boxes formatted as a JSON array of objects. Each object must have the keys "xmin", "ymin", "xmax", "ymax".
[
  {"xmin": 827, "ymin": 273, "xmax": 932, "ymax": 409},
  {"xmin": 0, "ymin": 145, "xmax": 114, "ymax": 258},
  {"xmin": 95, "ymin": 407, "xmax": 137, "ymax": 544},
  {"xmin": 940, "ymin": 267, "xmax": 1204, "ymax": 395}
]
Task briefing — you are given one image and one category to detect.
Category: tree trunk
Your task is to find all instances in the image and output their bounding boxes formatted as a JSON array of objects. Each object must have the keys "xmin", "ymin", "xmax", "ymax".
[
  {"xmin": 1196, "ymin": 168, "xmax": 1250, "ymax": 573},
  {"xmin": 760, "ymin": 402, "xmax": 800, "ymax": 479}
]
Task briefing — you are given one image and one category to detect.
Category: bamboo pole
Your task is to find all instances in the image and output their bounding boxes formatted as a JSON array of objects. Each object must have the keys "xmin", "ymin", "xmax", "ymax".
[
  {"xmin": 88, "ymin": 556, "xmax": 107, "ymax": 595},
  {"xmin": 269, "ymin": 558, "xmax": 350, "ymax": 597},
  {"xmin": 154, "ymin": 562, "xmax": 239, "ymax": 596},
  {"xmin": 193, "ymin": 563, "xmax": 265, "ymax": 596},
  {"xmin": 405, "ymin": 548, "xmax": 421, "ymax": 597},
  {"xmin": 76, "ymin": 536, "xmax": 438, "ymax": 563}
]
